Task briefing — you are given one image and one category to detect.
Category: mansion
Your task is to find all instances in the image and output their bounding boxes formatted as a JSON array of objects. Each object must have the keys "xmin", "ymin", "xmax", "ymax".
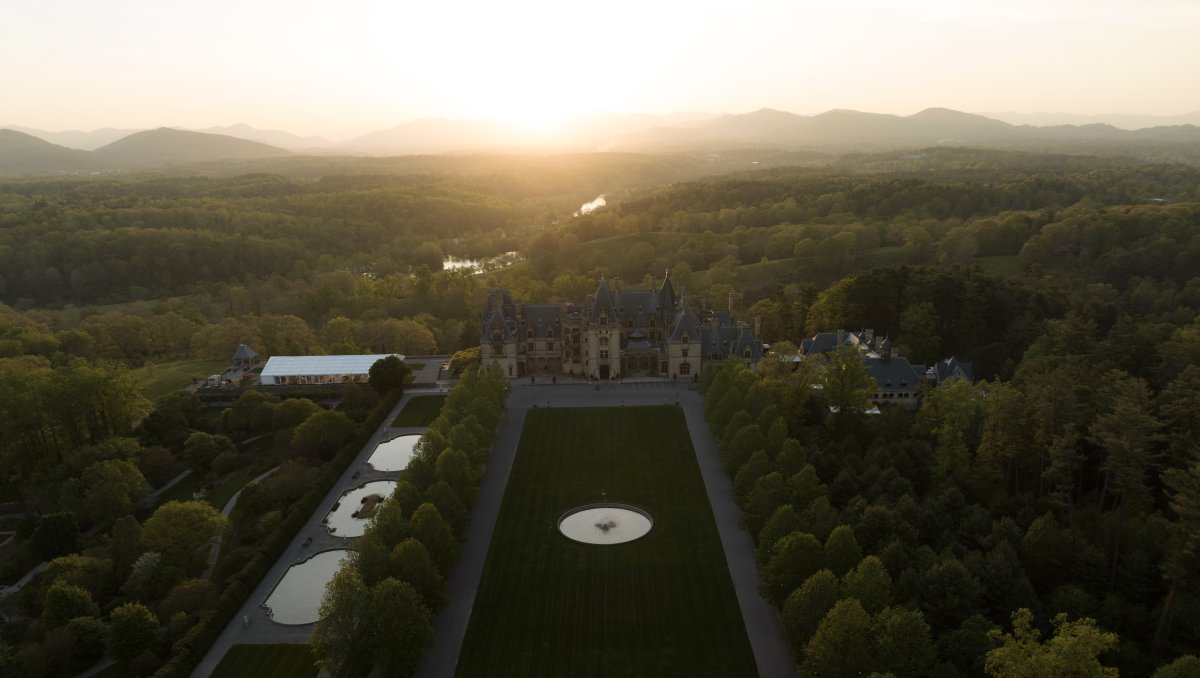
[{"xmin": 481, "ymin": 274, "xmax": 763, "ymax": 379}]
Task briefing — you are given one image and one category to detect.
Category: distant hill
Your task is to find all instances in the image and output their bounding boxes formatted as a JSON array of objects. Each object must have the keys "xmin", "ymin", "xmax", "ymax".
[
  {"xmin": 608, "ymin": 107, "xmax": 1200, "ymax": 154},
  {"xmin": 0, "ymin": 129, "xmax": 99, "ymax": 174},
  {"xmin": 981, "ymin": 111, "xmax": 1200, "ymax": 130},
  {"xmin": 196, "ymin": 124, "xmax": 336, "ymax": 150},
  {"xmin": 92, "ymin": 128, "xmax": 292, "ymax": 167},
  {"xmin": 2, "ymin": 125, "xmax": 142, "ymax": 150}
]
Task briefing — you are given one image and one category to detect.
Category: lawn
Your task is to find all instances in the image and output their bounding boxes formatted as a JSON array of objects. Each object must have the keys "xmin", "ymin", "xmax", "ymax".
[
  {"xmin": 390, "ymin": 394, "xmax": 446, "ymax": 427},
  {"xmin": 211, "ymin": 644, "xmax": 319, "ymax": 678},
  {"xmin": 455, "ymin": 407, "xmax": 757, "ymax": 678},
  {"xmin": 131, "ymin": 358, "xmax": 229, "ymax": 401}
]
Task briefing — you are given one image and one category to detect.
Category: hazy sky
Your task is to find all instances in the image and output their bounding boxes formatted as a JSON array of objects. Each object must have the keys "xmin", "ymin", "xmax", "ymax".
[{"xmin": 4, "ymin": 0, "xmax": 1198, "ymax": 137}]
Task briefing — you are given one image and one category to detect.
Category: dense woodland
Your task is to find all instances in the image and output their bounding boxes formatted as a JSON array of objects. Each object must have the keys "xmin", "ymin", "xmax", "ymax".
[{"xmin": 0, "ymin": 147, "xmax": 1198, "ymax": 676}]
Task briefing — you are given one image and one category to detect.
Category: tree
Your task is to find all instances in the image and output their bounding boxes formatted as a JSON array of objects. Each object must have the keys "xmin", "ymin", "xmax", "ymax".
[
  {"xmin": 434, "ymin": 448, "xmax": 479, "ymax": 507},
  {"xmin": 41, "ymin": 581, "xmax": 99, "ymax": 628},
  {"xmin": 31, "ymin": 512, "xmax": 80, "ymax": 561},
  {"xmin": 756, "ymin": 505, "xmax": 800, "ymax": 566},
  {"xmin": 842, "ymin": 555, "xmax": 892, "ymax": 614},
  {"xmin": 370, "ymin": 577, "xmax": 435, "ymax": 676},
  {"xmin": 313, "ymin": 567, "xmax": 374, "ymax": 677},
  {"xmin": 780, "ymin": 569, "xmax": 840, "ymax": 656},
  {"xmin": 389, "ymin": 538, "xmax": 446, "ymax": 611},
  {"xmin": 899, "ymin": 302, "xmax": 941, "ymax": 365},
  {"xmin": 822, "ymin": 345, "xmax": 875, "ymax": 435},
  {"xmin": 761, "ymin": 531, "xmax": 824, "ymax": 607},
  {"xmin": 181, "ymin": 432, "xmax": 236, "ymax": 473},
  {"xmin": 140, "ymin": 500, "xmax": 227, "ymax": 565},
  {"xmin": 291, "ymin": 410, "xmax": 356, "ymax": 460},
  {"xmin": 1154, "ymin": 462, "xmax": 1200, "ymax": 654},
  {"xmin": 109, "ymin": 515, "xmax": 143, "ymax": 582},
  {"xmin": 873, "ymin": 606, "xmax": 935, "ymax": 676},
  {"xmin": 273, "ymin": 398, "xmax": 320, "ymax": 430},
  {"xmin": 1154, "ymin": 656, "xmax": 1200, "ymax": 678},
  {"xmin": 985, "ymin": 609, "xmax": 1118, "ymax": 677},
  {"xmin": 823, "ymin": 525, "xmax": 863, "ymax": 578},
  {"xmin": 80, "ymin": 459, "xmax": 146, "ymax": 525},
  {"xmin": 802, "ymin": 598, "xmax": 875, "ymax": 678},
  {"xmin": 158, "ymin": 578, "xmax": 216, "ymax": 620},
  {"xmin": 410, "ymin": 502, "xmax": 460, "ymax": 576},
  {"xmin": 369, "ymin": 355, "xmax": 411, "ymax": 396},
  {"xmin": 108, "ymin": 603, "xmax": 160, "ymax": 667}
]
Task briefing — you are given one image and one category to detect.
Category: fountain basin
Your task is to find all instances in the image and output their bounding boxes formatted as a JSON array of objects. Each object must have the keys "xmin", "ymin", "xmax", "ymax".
[
  {"xmin": 324, "ymin": 481, "xmax": 396, "ymax": 537},
  {"xmin": 263, "ymin": 549, "xmax": 350, "ymax": 625},
  {"xmin": 558, "ymin": 504, "xmax": 653, "ymax": 545},
  {"xmin": 368, "ymin": 434, "xmax": 420, "ymax": 472}
]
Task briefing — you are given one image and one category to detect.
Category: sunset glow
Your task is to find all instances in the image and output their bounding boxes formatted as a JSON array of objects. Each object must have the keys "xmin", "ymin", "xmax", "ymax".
[{"xmin": 2, "ymin": 0, "xmax": 1198, "ymax": 136}]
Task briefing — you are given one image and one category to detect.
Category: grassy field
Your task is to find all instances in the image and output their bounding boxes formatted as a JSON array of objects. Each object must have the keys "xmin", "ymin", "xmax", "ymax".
[
  {"xmin": 456, "ymin": 407, "xmax": 757, "ymax": 678},
  {"xmin": 211, "ymin": 644, "xmax": 318, "ymax": 678},
  {"xmin": 131, "ymin": 359, "xmax": 229, "ymax": 401},
  {"xmin": 391, "ymin": 394, "xmax": 446, "ymax": 427}
]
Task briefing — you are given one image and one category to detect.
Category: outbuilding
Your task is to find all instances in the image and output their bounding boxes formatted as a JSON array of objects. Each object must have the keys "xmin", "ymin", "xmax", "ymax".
[{"xmin": 259, "ymin": 354, "xmax": 404, "ymax": 385}]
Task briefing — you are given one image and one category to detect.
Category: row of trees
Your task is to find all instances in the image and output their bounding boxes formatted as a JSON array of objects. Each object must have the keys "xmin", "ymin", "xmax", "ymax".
[
  {"xmin": 702, "ymin": 325, "xmax": 1200, "ymax": 676},
  {"xmin": 313, "ymin": 364, "xmax": 508, "ymax": 676}
]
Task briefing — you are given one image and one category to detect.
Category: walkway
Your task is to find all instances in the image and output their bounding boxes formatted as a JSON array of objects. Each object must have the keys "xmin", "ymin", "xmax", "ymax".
[
  {"xmin": 190, "ymin": 390, "xmax": 428, "ymax": 677},
  {"xmin": 200, "ymin": 466, "xmax": 280, "ymax": 580},
  {"xmin": 415, "ymin": 381, "xmax": 794, "ymax": 678}
]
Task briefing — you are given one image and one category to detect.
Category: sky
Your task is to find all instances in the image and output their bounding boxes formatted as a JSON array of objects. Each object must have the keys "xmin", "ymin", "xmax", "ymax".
[{"xmin": 3, "ymin": 0, "xmax": 1199, "ymax": 138}]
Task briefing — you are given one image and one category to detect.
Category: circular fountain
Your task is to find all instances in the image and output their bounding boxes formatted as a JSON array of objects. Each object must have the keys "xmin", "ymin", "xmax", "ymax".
[{"xmin": 557, "ymin": 504, "xmax": 653, "ymax": 545}]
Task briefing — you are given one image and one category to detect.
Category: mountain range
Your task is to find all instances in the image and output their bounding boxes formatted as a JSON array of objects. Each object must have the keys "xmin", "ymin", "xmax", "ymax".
[{"xmin": 4, "ymin": 108, "xmax": 1200, "ymax": 175}]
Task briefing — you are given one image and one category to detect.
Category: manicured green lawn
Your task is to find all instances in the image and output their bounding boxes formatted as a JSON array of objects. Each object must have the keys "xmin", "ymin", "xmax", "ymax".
[
  {"xmin": 391, "ymin": 394, "xmax": 446, "ymax": 427},
  {"xmin": 131, "ymin": 359, "xmax": 229, "ymax": 401},
  {"xmin": 211, "ymin": 644, "xmax": 318, "ymax": 678},
  {"xmin": 456, "ymin": 407, "xmax": 757, "ymax": 678}
]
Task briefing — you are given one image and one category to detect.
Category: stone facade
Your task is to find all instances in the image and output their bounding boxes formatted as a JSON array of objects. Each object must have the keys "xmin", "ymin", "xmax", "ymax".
[{"xmin": 481, "ymin": 274, "xmax": 763, "ymax": 379}]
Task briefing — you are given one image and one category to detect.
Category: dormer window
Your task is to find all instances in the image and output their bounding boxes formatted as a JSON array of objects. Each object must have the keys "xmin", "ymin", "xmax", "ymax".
[
  {"xmin": 600, "ymin": 314, "xmax": 607, "ymax": 324},
  {"xmin": 527, "ymin": 329, "xmax": 534, "ymax": 339},
  {"xmin": 682, "ymin": 332, "xmax": 689, "ymax": 343}
]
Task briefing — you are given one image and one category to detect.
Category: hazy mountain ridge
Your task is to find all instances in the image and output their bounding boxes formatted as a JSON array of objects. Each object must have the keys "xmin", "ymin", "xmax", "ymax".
[
  {"xmin": 5, "ymin": 109, "xmax": 1200, "ymax": 175},
  {"xmin": 0, "ymin": 128, "xmax": 291, "ymax": 176}
]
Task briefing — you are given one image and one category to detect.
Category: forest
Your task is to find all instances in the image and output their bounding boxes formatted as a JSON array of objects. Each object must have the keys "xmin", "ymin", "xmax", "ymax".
[{"xmin": 0, "ymin": 146, "xmax": 1198, "ymax": 676}]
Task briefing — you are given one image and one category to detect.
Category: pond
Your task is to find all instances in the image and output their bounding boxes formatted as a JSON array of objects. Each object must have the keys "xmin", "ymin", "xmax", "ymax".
[
  {"xmin": 263, "ymin": 549, "xmax": 350, "ymax": 625},
  {"xmin": 442, "ymin": 251, "xmax": 521, "ymax": 273},
  {"xmin": 323, "ymin": 481, "xmax": 397, "ymax": 537},
  {"xmin": 367, "ymin": 434, "xmax": 420, "ymax": 472}
]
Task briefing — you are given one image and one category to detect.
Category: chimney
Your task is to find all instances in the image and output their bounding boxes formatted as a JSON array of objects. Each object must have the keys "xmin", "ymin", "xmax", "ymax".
[
  {"xmin": 863, "ymin": 328, "xmax": 874, "ymax": 343},
  {"xmin": 728, "ymin": 291, "xmax": 735, "ymax": 312},
  {"xmin": 754, "ymin": 316, "xmax": 761, "ymax": 339}
]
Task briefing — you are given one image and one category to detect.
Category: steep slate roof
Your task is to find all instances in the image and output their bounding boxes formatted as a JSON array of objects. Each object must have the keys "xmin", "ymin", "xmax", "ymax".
[
  {"xmin": 519, "ymin": 304, "xmax": 560, "ymax": 339},
  {"xmin": 932, "ymin": 357, "xmax": 974, "ymax": 384},
  {"xmin": 232, "ymin": 343, "xmax": 258, "ymax": 361},
  {"xmin": 481, "ymin": 289, "xmax": 517, "ymax": 342},
  {"xmin": 731, "ymin": 324, "xmax": 764, "ymax": 361},
  {"xmin": 589, "ymin": 279, "xmax": 619, "ymax": 322},
  {"xmin": 862, "ymin": 356, "xmax": 924, "ymax": 392}
]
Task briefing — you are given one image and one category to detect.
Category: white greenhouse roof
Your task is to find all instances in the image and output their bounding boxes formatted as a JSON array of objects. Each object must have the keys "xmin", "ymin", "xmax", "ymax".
[{"xmin": 260, "ymin": 354, "xmax": 405, "ymax": 378}]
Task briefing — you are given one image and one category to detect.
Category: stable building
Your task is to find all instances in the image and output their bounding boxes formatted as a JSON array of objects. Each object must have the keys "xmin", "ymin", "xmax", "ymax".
[{"xmin": 259, "ymin": 354, "xmax": 404, "ymax": 385}]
